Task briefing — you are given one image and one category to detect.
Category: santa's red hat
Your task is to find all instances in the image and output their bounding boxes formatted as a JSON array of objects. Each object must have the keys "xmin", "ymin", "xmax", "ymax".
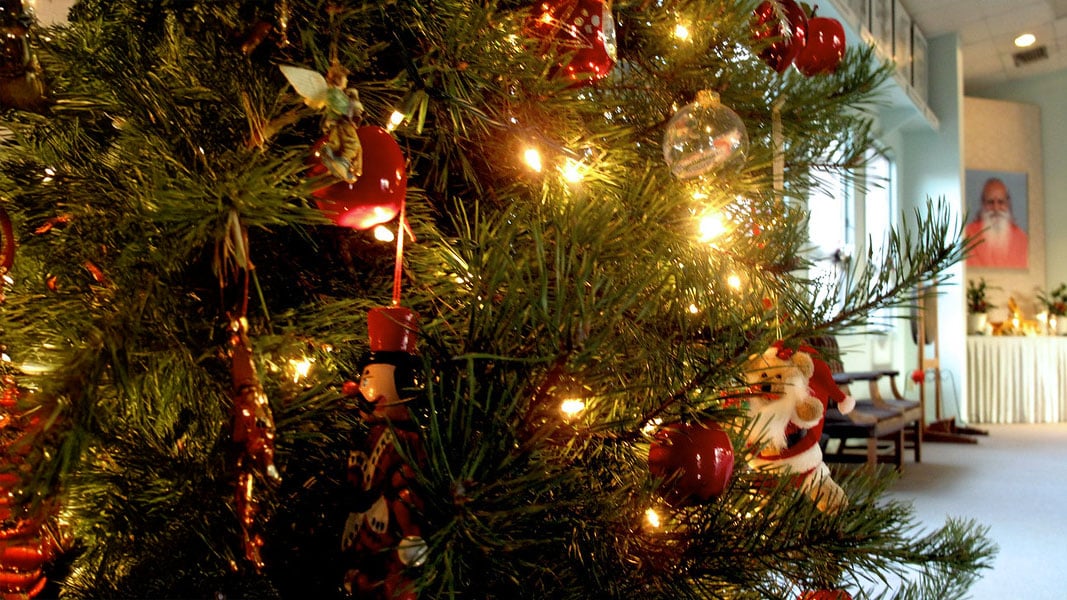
[{"xmin": 807, "ymin": 354, "xmax": 855, "ymax": 415}]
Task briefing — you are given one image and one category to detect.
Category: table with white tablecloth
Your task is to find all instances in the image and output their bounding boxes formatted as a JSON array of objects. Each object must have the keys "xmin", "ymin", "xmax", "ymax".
[{"xmin": 967, "ymin": 336, "xmax": 1067, "ymax": 423}]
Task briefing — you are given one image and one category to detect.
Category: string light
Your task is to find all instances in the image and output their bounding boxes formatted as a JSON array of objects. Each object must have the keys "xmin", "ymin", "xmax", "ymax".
[
  {"xmin": 373, "ymin": 225, "xmax": 395, "ymax": 242},
  {"xmin": 523, "ymin": 147, "xmax": 544, "ymax": 173},
  {"xmin": 674, "ymin": 23, "xmax": 691, "ymax": 42},
  {"xmin": 698, "ymin": 212, "xmax": 726, "ymax": 243},
  {"xmin": 560, "ymin": 398, "xmax": 585, "ymax": 418},
  {"xmin": 560, "ymin": 158, "xmax": 584, "ymax": 183},
  {"xmin": 289, "ymin": 357, "xmax": 313, "ymax": 383},
  {"xmin": 688, "ymin": 303, "xmax": 700, "ymax": 314},
  {"xmin": 727, "ymin": 273, "xmax": 742, "ymax": 290},
  {"xmin": 387, "ymin": 110, "xmax": 405, "ymax": 131},
  {"xmin": 645, "ymin": 507, "xmax": 662, "ymax": 529}
]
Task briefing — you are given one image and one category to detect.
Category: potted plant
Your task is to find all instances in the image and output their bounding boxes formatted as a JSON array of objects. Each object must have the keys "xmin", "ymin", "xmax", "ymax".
[
  {"xmin": 1037, "ymin": 283, "xmax": 1067, "ymax": 334},
  {"xmin": 967, "ymin": 278, "xmax": 996, "ymax": 334}
]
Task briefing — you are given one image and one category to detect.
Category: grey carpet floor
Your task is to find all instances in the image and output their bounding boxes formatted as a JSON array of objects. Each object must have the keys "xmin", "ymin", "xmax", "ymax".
[{"xmin": 885, "ymin": 422, "xmax": 1067, "ymax": 599}]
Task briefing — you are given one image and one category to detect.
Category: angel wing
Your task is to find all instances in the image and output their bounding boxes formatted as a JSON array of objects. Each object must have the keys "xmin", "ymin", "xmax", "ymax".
[{"xmin": 280, "ymin": 64, "xmax": 330, "ymax": 110}]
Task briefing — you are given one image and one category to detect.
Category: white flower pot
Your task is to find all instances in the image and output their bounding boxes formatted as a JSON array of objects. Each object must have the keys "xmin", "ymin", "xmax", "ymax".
[{"xmin": 968, "ymin": 313, "xmax": 988, "ymax": 335}]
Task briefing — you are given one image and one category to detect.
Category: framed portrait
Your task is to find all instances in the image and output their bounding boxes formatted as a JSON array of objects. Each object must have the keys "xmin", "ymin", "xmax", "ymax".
[
  {"xmin": 912, "ymin": 24, "xmax": 928, "ymax": 102},
  {"xmin": 869, "ymin": 0, "xmax": 894, "ymax": 58},
  {"xmin": 964, "ymin": 169, "xmax": 1030, "ymax": 270},
  {"xmin": 893, "ymin": 1, "xmax": 912, "ymax": 81}
]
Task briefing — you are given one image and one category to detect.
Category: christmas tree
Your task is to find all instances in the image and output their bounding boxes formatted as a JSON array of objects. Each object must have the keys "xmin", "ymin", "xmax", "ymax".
[{"xmin": 0, "ymin": 0, "xmax": 995, "ymax": 598}]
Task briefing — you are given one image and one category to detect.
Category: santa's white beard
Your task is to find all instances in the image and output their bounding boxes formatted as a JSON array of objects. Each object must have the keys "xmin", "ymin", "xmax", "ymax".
[{"xmin": 980, "ymin": 209, "xmax": 1013, "ymax": 248}]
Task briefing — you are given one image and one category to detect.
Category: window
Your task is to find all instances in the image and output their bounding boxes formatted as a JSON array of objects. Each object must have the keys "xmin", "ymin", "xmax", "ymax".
[
  {"xmin": 863, "ymin": 150, "xmax": 896, "ymax": 332},
  {"xmin": 805, "ymin": 149, "xmax": 897, "ymax": 329},
  {"xmin": 807, "ymin": 168, "xmax": 854, "ymax": 311}
]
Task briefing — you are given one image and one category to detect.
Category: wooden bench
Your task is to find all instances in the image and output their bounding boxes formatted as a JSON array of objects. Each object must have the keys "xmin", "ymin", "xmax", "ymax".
[
  {"xmin": 808, "ymin": 337, "xmax": 923, "ymax": 471},
  {"xmin": 835, "ymin": 369, "xmax": 923, "ymax": 464}
]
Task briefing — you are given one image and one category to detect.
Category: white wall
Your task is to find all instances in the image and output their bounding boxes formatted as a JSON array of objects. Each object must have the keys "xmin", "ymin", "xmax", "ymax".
[{"xmin": 969, "ymin": 70, "xmax": 1067, "ymax": 292}]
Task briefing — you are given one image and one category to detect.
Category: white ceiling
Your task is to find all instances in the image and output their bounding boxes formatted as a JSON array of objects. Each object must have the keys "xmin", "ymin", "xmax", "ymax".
[
  {"xmin": 27, "ymin": 0, "xmax": 1067, "ymax": 89},
  {"xmin": 900, "ymin": 0, "xmax": 1067, "ymax": 89}
]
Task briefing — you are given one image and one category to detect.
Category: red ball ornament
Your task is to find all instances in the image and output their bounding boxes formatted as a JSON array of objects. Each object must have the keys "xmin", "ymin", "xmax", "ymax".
[
  {"xmin": 752, "ymin": 0, "xmax": 808, "ymax": 73},
  {"xmin": 800, "ymin": 591, "xmax": 852, "ymax": 600},
  {"xmin": 794, "ymin": 14, "xmax": 846, "ymax": 76},
  {"xmin": 309, "ymin": 126, "xmax": 407, "ymax": 230},
  {"xmin": 911, "ymin": 368, "xmax": 925, "ymax": 384},
  {"xmin": 648, "ymin": 420, "xmax": 735, "ymax": 507},
  {"xmin": 526, "ymin": 0, "xmax": 617, "ymax": 86}
]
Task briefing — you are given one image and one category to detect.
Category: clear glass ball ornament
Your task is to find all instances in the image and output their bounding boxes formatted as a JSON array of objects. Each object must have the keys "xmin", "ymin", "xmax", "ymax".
[{"xmin": 662, "ymin": 91, "xmax": 749, "ymax": 179}]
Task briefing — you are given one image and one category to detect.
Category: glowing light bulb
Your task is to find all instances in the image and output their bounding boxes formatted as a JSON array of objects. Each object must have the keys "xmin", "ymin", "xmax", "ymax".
[
  {"xmin": 727, "ymin": 274, "xmax": 742, "ymax": 290},
  {"xmin": 688, "ymin": 303, "xmax": 699, "ymax": 314},
  {"xmin": 387, "ymin": 110, "xmax": 405, "ymax": 131},
  {"xmin": 560, "ymin": 398, "xmax": 585, "ymax": 418},
  {"xmin": 674, "ymin": 23, "xmax": 690, "ymax": 41},
  {"xmin": 698, "ymin": 213, "xmax": 726, "ymax": 242},
  {"xmin": 523, "ymin": 147, "xmax": 543, "ymax": 173},
  {"xmin": 373, "ymin": 225, "xmax": 395, "ymax": 242},
  {"xmin": 645, "ymin": 508, "xmax": 662, "ymax": 529},
  {"xmin": 561, "ymin": 159, "xmax": 584, "ymax": 183},
  {"xmin": 289, "ymin": 357, "xmax": 313, "ymax": 383},
  {"xmin": 1014, "ymin": 33, "xmax": 1036, "ymax": 48}
]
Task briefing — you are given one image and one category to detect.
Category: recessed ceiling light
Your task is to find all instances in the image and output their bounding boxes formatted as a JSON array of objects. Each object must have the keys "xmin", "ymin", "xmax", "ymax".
[{"xmin": 1015, "ymin": 33, "xmax": 1037, "ymax": 47}]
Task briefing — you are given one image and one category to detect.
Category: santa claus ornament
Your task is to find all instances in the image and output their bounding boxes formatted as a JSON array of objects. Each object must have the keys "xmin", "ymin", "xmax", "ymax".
[
  {"xmin": 526, "ymin": 0, "xmax": 618, "ymax": 85},
  {"xmin": 342, "ymin": 305, "xmax": 429, "ymax": 599},
  {"xmin": 741, "ymin": 342, "xmax": 853, "ymax": 512}
]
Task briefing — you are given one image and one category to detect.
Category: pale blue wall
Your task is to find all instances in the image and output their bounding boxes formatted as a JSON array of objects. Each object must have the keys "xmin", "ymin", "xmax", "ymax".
[{"xmin": 894, "ymin": 34, "xmax": 967, "ymax": 422}]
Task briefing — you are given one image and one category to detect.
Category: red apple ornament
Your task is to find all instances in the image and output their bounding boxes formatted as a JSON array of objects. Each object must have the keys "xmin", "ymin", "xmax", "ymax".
[
  {"xmin": 752, "ymin": 0, "xmax": 808, "ymax": 73},
  {"xmin": 648, "ymin": 420, "xmax": 735, "ymax": 507},
  {"xmin": 794, "ymin": 13, "xmax": 846, "ymax": 76},
  {"xmin": 526, "ymin": 0, "xmax": 617, "ymax": 86},
  {"xmin": 309, "ymin": 126, "xmax": 407, "ymax": 230}
]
